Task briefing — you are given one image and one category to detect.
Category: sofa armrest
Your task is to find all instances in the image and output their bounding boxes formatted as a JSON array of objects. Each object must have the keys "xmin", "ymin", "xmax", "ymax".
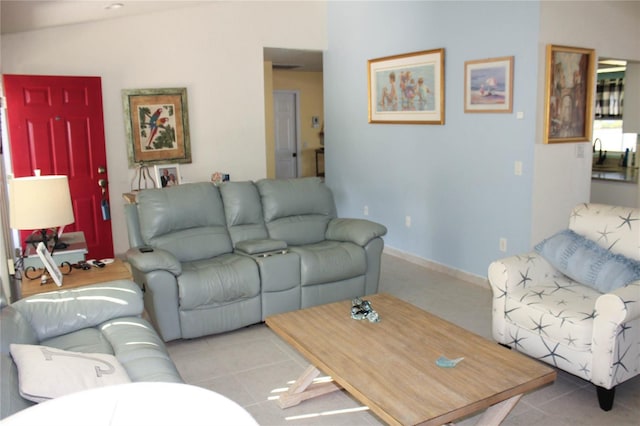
[
  {"xmin": 326, "ymin": 218, "xmax": 387, "ymax": 247},
  {"xmin": 235, "ymin": 239, "xmax": 288, "ymax": 256},
  {"xmin": 126, "ymin": 248, "xmax": 182, "ymax": 276},
  {"xmin": 488, "ymin": 252, "xmax": 558, "ymax": 344},
  {"xmin": 597, "ymin": 280, "xmax": 640, "ymax": 323},
  {"xmin": 591, "ymin": 280, "xmax": 640, "ymax": 387},
  {"xmin": 488, "ymin": 252, "xmax": 558, "ymax": 293},
  {"xmin": 11, "ymin": 280, "xmax": 143, "ymax": 342}
]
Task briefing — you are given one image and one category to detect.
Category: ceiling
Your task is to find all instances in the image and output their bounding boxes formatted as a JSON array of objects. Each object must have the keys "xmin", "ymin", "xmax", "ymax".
[
  {"xmin": 0, "ymin": 0, "xmax": 323, "ymax": 72},
  {"xmin": 0, "ymin": 1, "xmax": 204, "ymax": 35}
]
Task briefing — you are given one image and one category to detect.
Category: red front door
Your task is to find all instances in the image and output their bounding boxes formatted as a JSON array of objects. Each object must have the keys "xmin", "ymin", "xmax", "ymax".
[{"xmin": 4, "ymin": 74, "xmax": 114, "ymax": 260}]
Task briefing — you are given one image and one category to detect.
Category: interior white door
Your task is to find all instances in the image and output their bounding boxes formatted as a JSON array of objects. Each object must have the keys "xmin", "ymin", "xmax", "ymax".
[{"xmin": 274, "ymin": 91, "xmax": 299, "ymax": 178}]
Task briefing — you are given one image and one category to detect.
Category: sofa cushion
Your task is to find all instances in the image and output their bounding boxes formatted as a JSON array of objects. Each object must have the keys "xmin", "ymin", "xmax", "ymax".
[
  {"xmin": 40, "ymin": 328, "xmax": 113, "ymax": 354},
  {"xmin": 10, "ymin": 344, "xmax": 131, "ymax": 403},
  {"xmin": 506, "ymin": 275, "xmax": 600, "ymax": 351},
  {"xmin": 569, "ymin": 203, "xmax": 639, "ymax": 260},
  {"xmin": 290, "ymin": 241, "xmax": 366, "ymax": 286},
  {"xmin": 136, "ymin": 183, "xmax": 233, "ymax": 261},
  {"xmin": 220, "ymin": 182, "xmax": 269, "ymax": 245},
  {"xmin": 147, "ymin": 226, "xmax": 233, "ymax": 263},
  {"xmin": 535, "ymin": 229, "xmax": 640, "ymax": 293},
  {"xmin": 257, "ymin": 177, "xmax": 336, "ymax": 245},
  {"xmin": 178, "ymin": 254, "xmax": 260, "ymax": 310},
  {"xmin": 265, "ymin": 215, "xmax": 332, "ymax": 246},
  {"xmin": 257, "ymin": 177, "xmax": 336, "ymax": 222}
]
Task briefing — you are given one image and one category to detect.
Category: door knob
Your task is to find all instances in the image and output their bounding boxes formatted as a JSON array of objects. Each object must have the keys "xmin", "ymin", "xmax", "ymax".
[
  {"xmin": 98, "ymin": 166, "xmax": 106, "ymax": 174},
  {"xmin": 98, "ymin": 178, "xmax": 107, "ymax": 195}
]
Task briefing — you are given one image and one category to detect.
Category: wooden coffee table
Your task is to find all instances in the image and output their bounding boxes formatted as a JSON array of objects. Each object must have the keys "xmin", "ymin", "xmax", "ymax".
[{"xmin": 266, "ymin": 293, "xmax": 556, "ymax": 425}]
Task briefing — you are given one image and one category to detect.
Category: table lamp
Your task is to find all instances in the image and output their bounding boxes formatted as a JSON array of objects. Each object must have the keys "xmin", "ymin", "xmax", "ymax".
[{"xmin": 8, "ymin": 174, "xmax": 75, "ymax": 251}]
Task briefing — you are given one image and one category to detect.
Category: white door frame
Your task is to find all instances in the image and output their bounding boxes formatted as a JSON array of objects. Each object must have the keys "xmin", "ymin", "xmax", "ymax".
[{"xmin": 274, "ymin": 90, "xmax": 302, "ymax": 178}]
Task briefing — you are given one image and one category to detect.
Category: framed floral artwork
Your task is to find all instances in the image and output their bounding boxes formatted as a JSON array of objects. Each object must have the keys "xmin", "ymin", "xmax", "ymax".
[
  {"xmin": 122, "ymin": 87, "xmax": 192, "ymax": 165},
  {"xmin": 368, "ymin": 48, "xmax": 445, "ymax": 124},
  {"xmin": 464, "ymin": 56, "xmax": 514, "ymax": 113}
]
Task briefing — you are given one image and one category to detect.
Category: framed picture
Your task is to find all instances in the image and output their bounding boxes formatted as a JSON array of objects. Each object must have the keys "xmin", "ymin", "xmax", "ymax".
[
  {"xmin": 544, "ymin": 45, "xmax": 596, "ymax": 144},
  {"xmin": 464, "ymin": 56, "xmax": 514, "ymax": 113},
  {"xmin": 122, "ymin": 87, "xmax": 192, "ymax": 166},
  {"xmin": 155, "ymin": 164, "xmax": 181, "ymax": 188},
  {"xmin": 368, "ymin": 48, "xmax": 445, "ymax": 124},
  {"xmin": 36, "ymin": 242, "xmax": 63, "ymax": 286}
]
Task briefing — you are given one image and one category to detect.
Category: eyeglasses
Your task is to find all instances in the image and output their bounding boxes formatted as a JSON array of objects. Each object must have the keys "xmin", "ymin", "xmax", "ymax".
[{"xmin": 351, "ymin": 297, "xmax": 380, "ymax": 323}]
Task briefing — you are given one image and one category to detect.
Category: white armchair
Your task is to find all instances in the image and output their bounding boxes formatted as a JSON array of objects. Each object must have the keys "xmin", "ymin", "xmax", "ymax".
[{"xmin": 488, "ymin": 203, "xmax": 639, "ymax": 411}]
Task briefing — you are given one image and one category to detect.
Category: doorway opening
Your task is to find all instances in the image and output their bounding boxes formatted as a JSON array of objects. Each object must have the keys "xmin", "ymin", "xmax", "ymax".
[{"xmin": 264, "ymin": 48, "xmax": 324, "ymax": 178}]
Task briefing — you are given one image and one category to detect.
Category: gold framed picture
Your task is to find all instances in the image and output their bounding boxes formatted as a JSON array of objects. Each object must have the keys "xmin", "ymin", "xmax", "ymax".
[
  {"xmin": 464, "ymin": 56, "xmax": 514, "ymax": 113},
  {"xmin": 543, "ymin": 45, "xmax": 596, "ymax": 144},
  {"xmin": 122, "ymin": 87, "xmax": 191, "ymax": 165},
  {"xmin": 368, "ymin": 48, "xmax": 445, "ymax": 124}
]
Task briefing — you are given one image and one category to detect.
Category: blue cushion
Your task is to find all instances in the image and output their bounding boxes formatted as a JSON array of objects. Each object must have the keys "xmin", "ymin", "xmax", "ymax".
[{"xmin": 535, "ymin": 229, "xmax": 640, "ymax": 293}]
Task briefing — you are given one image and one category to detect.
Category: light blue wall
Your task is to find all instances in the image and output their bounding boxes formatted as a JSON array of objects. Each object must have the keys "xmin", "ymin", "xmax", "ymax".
[{"xmin": 324, "ymin": 1, "xmax": 540, "ymax": 277}]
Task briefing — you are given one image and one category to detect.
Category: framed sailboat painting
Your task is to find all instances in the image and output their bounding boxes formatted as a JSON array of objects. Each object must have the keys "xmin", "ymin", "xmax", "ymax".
[{"xmin": 464, "ymin": 56, "xmax": 514, "ymax": 113}]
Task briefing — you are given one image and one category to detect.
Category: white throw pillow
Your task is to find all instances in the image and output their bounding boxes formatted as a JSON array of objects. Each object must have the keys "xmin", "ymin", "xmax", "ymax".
[{"xmin": 9, "ymin": 344, "xmax": 131, "ymax": 403}]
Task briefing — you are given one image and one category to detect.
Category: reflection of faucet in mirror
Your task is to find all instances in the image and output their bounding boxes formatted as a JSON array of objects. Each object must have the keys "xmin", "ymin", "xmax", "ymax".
[{"xmin": 593, "ymin": 138, "xmax": 607, "ymax": 165}]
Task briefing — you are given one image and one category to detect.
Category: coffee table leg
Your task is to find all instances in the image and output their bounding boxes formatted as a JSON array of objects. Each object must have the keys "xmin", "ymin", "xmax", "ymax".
[
  {"xmin": 475, "ymin": 394, "xmax": 522, "ymax": 425},
  {"xmin": 278, "ymin": 365, "xmax": 342, "ymax": 408}
]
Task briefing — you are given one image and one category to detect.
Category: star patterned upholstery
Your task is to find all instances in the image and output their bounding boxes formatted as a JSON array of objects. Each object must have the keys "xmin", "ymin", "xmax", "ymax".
[{"xmin": 488, "ymin": 203, "xmax": 639, "ymax": 411}]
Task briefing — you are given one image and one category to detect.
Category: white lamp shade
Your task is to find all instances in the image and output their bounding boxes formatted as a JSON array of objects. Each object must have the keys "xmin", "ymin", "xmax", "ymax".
[{"xmin": 9, "ymin": 175, "xmax": 75, "ymax": 230}]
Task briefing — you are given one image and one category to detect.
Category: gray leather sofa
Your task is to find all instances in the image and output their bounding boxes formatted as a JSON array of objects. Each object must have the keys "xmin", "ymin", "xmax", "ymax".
[
  {"xmin": 124, "ymin": 177, "xmax": 387, "ymax": 342},
  {"xmin": 0, "ymin": 280, "xmax": 183, "ymax": 420}
]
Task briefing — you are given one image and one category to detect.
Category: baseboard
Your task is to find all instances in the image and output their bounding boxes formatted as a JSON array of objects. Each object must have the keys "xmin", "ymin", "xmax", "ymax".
[{"xmin": 383, "ymin": 246, "xmax": 490, "ymax": 290}]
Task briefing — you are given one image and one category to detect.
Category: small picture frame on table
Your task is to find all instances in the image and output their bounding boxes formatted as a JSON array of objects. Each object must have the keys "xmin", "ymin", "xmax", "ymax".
[
  {"xmin": 155, "ymin": 164, "xmax": 181, "ymax": 188},
  {"xmin": 36, "ymin": 242, "xmax": 63, "ymax": 286}
]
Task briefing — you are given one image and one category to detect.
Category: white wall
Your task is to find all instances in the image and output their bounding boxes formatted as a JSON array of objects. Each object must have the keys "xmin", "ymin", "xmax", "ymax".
[
  {"xmin": 532, "ymin": 1, "xmax": 640, "ymax": 243},
  {"xmin": 1, "ymin": 1, "xmax": 327, "ymax": 256}
]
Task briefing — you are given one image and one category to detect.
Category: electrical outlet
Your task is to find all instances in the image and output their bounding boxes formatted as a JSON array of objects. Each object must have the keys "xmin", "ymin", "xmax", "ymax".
[
  {"xmin": 405, "ymin": 215, "xmax": 411, "ymax": 228},
  {"xmin": 364, "ymin": 205, "xmax": 369, "ymax": 216},
  {"xmin": 499, "ymin": 238, "xmax": 507, "ymax": 252}
]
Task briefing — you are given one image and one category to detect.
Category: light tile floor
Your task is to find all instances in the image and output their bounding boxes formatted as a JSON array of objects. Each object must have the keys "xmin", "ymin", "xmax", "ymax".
[{"xmin": 166, "ymin": 253, "xmax": 640, "ymax": 425}]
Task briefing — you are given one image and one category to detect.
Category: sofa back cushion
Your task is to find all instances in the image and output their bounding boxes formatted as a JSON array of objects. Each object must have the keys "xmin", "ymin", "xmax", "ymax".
[
  {"xmin": 219, "ymin": 181, "xmax": 269, "ymax": 246},
  {"xmin": 569, "ymin": 204, "xmax": 639, "ymax": 261},
  {"xmin": 257, "ymin": 178, "xmax": 337, "ymax": 245},
  {"xmin": 136, "ymin": 183, "xmax": 232, "ymax": 262}
]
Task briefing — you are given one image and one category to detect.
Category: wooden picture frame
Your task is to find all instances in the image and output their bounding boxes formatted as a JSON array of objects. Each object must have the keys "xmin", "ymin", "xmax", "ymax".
[
  {"xmin": 123, "ymin": 87, "xmax": 192, "ymax": 165},
  {"xmin": 544, "ymin": 45, "xmax": 596, "ymax": 144},
  {"xmin": 368, "ymin": 48, "xmax": 445, "ymax": 124},
  {"xmin": 464, "ymin": 56, "xmax": 514, "ymax": 113},
  {"xmin": 154, "ymin": 164, "xmax": 181, "ymax": 188}
]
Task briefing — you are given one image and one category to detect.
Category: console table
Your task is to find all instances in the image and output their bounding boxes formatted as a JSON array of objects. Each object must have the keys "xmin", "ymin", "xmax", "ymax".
[
  {"xmin": 23, "ymin": 231, "xmax": 87, "ymax": 269},
  {"xmin": 20, "ymin": 258, "xmax": 133, "ymax": 299}
]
